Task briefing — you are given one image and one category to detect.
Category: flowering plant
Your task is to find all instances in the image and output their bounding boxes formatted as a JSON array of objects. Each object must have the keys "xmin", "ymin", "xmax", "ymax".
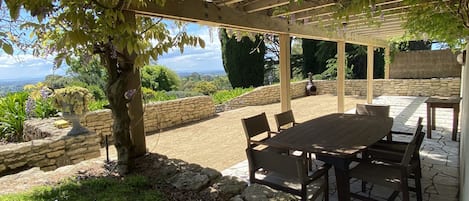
[{"xmin": 52, "ymin": 86, "xmax": 93, "ymax": 115}]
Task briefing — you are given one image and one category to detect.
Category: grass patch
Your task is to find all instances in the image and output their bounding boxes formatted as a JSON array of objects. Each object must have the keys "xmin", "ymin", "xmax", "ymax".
[
  {"xmin": 0, "ymin": 175, "xmax": 164, "ymax": 201},
  {"xmin": 211, "ymin": 87, "xmax": 253, "ymax": 104}
]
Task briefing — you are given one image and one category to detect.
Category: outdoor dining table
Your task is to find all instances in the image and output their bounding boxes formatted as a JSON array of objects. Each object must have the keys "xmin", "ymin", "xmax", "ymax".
[{"xmin": 264, "ymin": 113, "xmax": 393, "ymax": 201}]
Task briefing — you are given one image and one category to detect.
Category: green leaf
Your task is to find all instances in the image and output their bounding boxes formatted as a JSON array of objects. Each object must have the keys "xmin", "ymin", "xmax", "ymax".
[
  {"xmin": 2, "ymin": 43, "xmax": 14, "ymax": 55},
  {"xmin": 198, "ymin": 38, "xmax": 205, "ymax": 48}
]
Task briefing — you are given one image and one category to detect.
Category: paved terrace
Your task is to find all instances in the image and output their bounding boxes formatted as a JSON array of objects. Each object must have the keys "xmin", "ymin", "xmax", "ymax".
[
  {"xmin": 222, "ymin": 96, "xmax": 460, "ymax": 201},
  {"xmin": 0, "ymin": 95, "xmax": 460, "ymax": 201}
]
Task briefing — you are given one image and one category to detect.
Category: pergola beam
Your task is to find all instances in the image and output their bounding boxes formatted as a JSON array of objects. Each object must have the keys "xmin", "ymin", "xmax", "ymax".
[
  {"xmin": 271, "ymin": 1, "xmax": 337, "ymax": 17},
  {"xmin": 244, "ymin": 0, "xmax": 290, "ymax": 13},
  {"xmin": 128, "ymin": 0, "xmax": 388, "ymax": 47}
]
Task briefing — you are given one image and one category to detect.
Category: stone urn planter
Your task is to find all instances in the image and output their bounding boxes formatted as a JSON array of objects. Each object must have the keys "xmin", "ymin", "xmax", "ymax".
[
  {"xmin": 62, "ymin": 111, "xmax": 89, "ymax": 136},
  {"xmin": 52, "ymin": 86, "xmax": 93, "ymax": 136}
]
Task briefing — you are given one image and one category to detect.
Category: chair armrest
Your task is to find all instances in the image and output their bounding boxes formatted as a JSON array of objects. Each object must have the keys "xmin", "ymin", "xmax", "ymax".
[
  {"xmin": 367, "ymin": 147, "xmax": 404, "ymax": 157},
  {"xmin": 390, "ymin": 130, "xmax": 413, "ymax": 135},
  {"xmin": 268, "ymin": 131, "xmax": 280, "ymax": 136},
  {"xmin": 308, "ymin": 164, "xmax": 331, "ymax": 181}
]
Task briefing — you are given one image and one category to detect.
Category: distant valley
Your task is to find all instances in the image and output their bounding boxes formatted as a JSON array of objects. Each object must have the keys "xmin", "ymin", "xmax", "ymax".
[{"xmin": 0, "ymin": 78, "xmax": 44, "ymax": 96}]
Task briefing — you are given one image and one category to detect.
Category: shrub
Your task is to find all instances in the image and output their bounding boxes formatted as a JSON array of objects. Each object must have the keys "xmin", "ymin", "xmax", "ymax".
[
  {"xmin": 211, "ymin": 87, "xmax": 253, "ymax": 104},
  {"xmin": 166, "ymin": 91, "xmax": 203, "ymax": 99},
  {"xmin": 0, "ymin": 91, "xmax": 28, "ymax": 142},
  {"xmin": 194, "ymin": 81, "xmax": 217, "ymax": 95},
  {"xmin": 88, "ymin": 99, "xmax": 109, "ymax": 111},
  {"xmin": 141, "ymin": 65, "xmax": 180, "ymax": 91}
]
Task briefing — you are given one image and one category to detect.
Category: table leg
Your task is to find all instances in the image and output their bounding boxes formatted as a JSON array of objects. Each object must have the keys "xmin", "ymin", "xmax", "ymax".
[
  {"xmin": 317, "ymin": 156, "xmax": 351, "ymax": 201},
  {"xmin": 426, "ymin": 104, "xmax": 432, "ymax": 139},
  {"xmin": 431, "ymin": 107, "xmax": 436, "ymax": 130},
  {"xmin": 452, "ymin": 105, "xmax": 460, "ymax": 141}
]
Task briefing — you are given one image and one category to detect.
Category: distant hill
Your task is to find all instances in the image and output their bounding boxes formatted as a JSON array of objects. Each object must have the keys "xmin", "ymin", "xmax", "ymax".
[
  {"xmin": 177, "ymin": 70, "xmax": 226, "ymax": 77},
  {"xmin": 0, "ymin": 78, "xmax": 43, "ymax": 96}
]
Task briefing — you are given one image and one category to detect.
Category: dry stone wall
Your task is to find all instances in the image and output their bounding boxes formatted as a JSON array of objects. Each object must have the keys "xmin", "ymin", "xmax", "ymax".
[
  {"xmin": 223, "ymin": 81, "xmax": 308, "ymax": 110},
  {"xmin": 0, "ymin": 118, "xmax": 101, "ymax": 175},
  {"xmin": 83, "ymin": 96, "xmax": 215, "ymax": 143},
  {"xmin": 313, "ymin": 78, "xmax": 461, "ymax": 97},
  {"xmin": 222, "ymin": 78, "xmax": 460, "ymax": 110}
]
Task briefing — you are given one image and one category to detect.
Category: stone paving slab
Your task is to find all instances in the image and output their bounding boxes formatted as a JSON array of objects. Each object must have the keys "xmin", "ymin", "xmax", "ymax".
[{"xmin": 222, "ymin": 96, "xmax": 460, "ymax": 201}]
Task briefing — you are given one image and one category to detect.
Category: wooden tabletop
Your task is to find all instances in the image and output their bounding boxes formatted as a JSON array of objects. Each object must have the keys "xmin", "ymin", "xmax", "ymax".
[
  {"xmin": 425, "ymin": 97, "xmax": 461, "ymax": 104},
  {"xmin": 265, "ymin": 113, "xmax": 393, "ymax": 158}
]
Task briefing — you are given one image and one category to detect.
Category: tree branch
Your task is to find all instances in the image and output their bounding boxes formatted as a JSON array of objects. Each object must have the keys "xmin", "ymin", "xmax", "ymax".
[
  {"xmin": 140, "ymin": 18, "xmax": 163, "ymax": 35},
  {"xmin": 92, "ymin": 0, "xmax": 124, "ymax": 10}
]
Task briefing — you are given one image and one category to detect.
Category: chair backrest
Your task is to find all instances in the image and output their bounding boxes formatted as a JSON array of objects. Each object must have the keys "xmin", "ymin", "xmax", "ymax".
[
  {"xmin": 246, "ymin": 148, "xmax": 308, "ymax": 183},
  {"xmin": 274, "ymin": 110, "xmax": 296, "ymax": 131},
  {"xmin": 356, "ymin": 104, "xmax": 390, "ymax": 117},
  {"xmin": 401, "ymin": 117, "xmax": 424, "ymax": 166},
  {"xmin": 241, "ymin": 112, "xmax": 272, "ymax": 147}
]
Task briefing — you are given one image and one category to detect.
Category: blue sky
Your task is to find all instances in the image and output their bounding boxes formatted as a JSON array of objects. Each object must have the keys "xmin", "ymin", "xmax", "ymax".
[{"xmin": 0, "ymin": 22, "xmax": 224, "ymax": 81}]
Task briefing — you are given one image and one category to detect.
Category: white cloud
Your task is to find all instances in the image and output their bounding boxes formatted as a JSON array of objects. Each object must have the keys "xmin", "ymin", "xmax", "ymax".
[
  {"xmin": 157, "ymin": 23, "xmax": 224, "ymax": 73},
  {"xmin": 0, "ymin": 54, "xmax": 66, "ymax": 81}
]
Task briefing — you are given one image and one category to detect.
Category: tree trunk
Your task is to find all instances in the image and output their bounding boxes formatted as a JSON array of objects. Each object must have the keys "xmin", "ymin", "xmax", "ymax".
[{"xmin": 99, "ymin": 10, "xmax": 146, "ymax": 175}]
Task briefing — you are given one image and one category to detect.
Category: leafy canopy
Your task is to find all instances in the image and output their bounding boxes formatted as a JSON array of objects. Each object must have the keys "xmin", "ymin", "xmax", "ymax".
[{"xmin": 3, "ymin": 0, "xmax": 205, "ymax": 67}]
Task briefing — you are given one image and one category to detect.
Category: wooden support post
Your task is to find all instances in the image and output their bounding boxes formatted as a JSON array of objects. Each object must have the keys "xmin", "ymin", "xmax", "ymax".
[
  {"xmin": 367, "ymin": 45, "xmax": 374, "ymax": 104},
  {"xmin": 337, "ymin": 40, "xmax": 345, "ymax": 113},
  {"xmin": 384, "ymin": 47, "xmax": 390, "ymax": 79},
  {"xmin": 279, "ymin": 34, "xmax": 291, "ymax": 112},
  {"xmin": 127, "ymin": 68, "xmax": 147, "ymax": 157}
]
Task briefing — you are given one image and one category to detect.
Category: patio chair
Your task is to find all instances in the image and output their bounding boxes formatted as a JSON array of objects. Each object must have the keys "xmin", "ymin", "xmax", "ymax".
[
  {"xmin": 241, "ymin": 112, "xmax": 279, "ymax": 150},
  {"xmin": 356, "ymin": 103, "xmax": 413, "ymax": 141},
  {"xmin": 349, "ymin": 120, "xmax": 424, "ymax": 201},
  {"xmin": 364, "ymin": 117, "xmax": 424, "ymax": 201},
  {"xmin": 246, "ymin": 147, "xmax": 330, "ymax": 201},
  {"xmin": 274, "ymin": 110, "xmax": 299, "ymax": 132}
]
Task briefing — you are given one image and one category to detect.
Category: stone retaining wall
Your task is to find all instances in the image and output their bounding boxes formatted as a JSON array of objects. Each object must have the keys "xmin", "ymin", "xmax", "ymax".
[
  {"xmin": 221, "ymin": 78, "xmax": 460, "ymax": 110},
  {"xmin": 313, "ymin": 78, "xmax": 461, "ymax": 97},
  {"xmin": 0, "ymin": 118, "xmax": 101, "ymax": 175},
  {"xmin": 223, "ymin": 81, "xmax": 308, "ymax": 110},
  {"xmin": 83, "ymin": 96, "xmax": 215, "ymax": 143}
]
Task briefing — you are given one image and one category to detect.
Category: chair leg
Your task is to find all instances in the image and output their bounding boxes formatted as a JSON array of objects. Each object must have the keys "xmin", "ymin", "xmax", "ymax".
[
  {"xmin": 324, "ymin": 170, "xmax": 329, "ymax": 201},
  {"xmin": 361, "ymin": 181, "xmax": 367, "ymax": 193},
  {"xmin": 415, "ymin": 163, "xmax": 423, "ymax": 201},
  {"xmin": 301, "ymin": 183, "xmax": 307, "ymax": 201},
  {"xmin": 401, "ymin": 179, "xmax": 410, "ymax": 201}
]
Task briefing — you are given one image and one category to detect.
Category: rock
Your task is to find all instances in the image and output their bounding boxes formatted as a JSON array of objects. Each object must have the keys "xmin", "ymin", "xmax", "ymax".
[
  {"xmin": 242, "ymin": 183, "xmax": 296, "ymax": 201},
  {"xmin": 169, "ymin": 171, "xmax": 210, "ymax": 191},
  {"xmin": 211, "ymin": 176, "xmax": 247, "ymax": 199},
  {"xmin": 230, "ymin": 195, "xmax": 244, "ymax": 201},
  {"xmin": 159, "ymin": 164, "xmax": 179, "ymax": 178},
  {"xmin": 201, "ymin": 167, "xmax": 222, "ymax": 181}
]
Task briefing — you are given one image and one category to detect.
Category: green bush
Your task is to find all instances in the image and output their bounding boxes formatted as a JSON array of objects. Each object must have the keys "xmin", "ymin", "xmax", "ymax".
[
  {"xmin": 194, "ymin": 81, "xmax": 217, "ymax": 95},
  {"xmin": 166, "ymin": 91, "xmax": 203, "ymax": 99},
  {"xmin": 34, "ymin": 98, "xmax": 58, "ymax": 119},
  {"xmin": 141, "ymin": 65, "xmax": 180, "ymax": 91},
  {"xmin": 211, "ymin": 87, "xmax": 253, "ymax": 104},
  {"xmin": 0, "ymin": 92, "xmax": 28, "ymax": 142},
  {"xmin": 88, "ymin": 99, "xmax": 109, "ymax": 111},
  {"xmin": 0, "ymin": 175, "xmax": 164, "ymax": 201}
]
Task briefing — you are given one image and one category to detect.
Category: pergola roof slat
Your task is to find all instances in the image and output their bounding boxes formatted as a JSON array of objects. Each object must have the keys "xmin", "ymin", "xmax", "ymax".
[{"xmin": 128, "ymin": 0, "xmax": 389, "ymax": 47}]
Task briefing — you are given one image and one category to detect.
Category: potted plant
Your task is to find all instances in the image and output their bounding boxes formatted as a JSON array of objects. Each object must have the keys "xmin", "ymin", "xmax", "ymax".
[{"xmin": 52, "ymin": 86, "xmax": 93, "ymax": 136}]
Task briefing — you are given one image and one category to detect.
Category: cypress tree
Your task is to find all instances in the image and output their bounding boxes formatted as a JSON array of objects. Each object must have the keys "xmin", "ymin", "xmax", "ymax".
[{"xmin": 219, "ymin": 29, "xmax": 265, "ymax": 88}]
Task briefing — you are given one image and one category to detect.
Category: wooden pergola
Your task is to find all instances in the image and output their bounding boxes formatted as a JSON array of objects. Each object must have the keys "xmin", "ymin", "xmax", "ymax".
[
  {"xmin": 127, "ymin": 0, "xmax": 413, "ymax": 113},
  {"xmin": 125, "ymin": 1, "xmax": 469, "ymax": 200}
]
